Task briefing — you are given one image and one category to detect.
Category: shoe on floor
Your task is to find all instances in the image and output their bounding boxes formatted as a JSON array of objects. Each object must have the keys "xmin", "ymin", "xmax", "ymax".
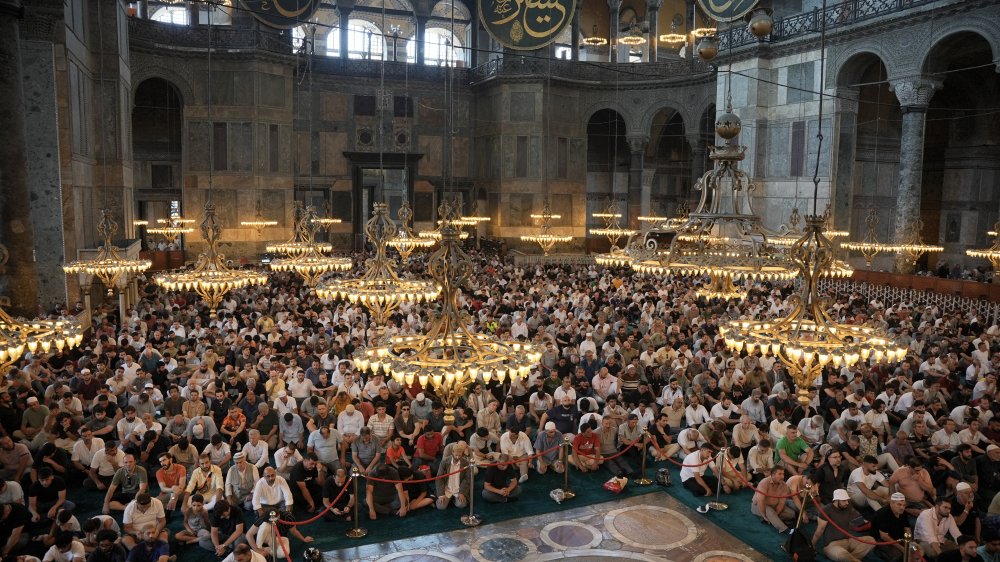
[{"xmin": 519, "ymin": 474, "xmax": 528, "ymax": 483}]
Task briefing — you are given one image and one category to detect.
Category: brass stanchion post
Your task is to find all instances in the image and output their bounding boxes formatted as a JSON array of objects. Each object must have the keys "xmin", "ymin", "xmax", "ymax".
[
  {"xmin": 268, "ymin": 510, "xmax": 279, "ymax": 562},
  {"xmin": 460, "ymin": 459, "xmax": 481, "ymax": 526},
  {"xmin": 902, "ymin": 530, "xmax": 913, "ymax": 562},
  {"xmin": 346, "ymin": 466, "xmax": 368, "ymax": 538},
  {"xmin": 633, "ymin": 428, "xmax": 652, "ymax": 486}
]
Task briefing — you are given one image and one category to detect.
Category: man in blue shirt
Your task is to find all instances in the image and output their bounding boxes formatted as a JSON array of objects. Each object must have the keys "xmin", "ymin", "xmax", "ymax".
[{"xmin": 126, "ymin": 525, "xmax": 172, "ymax": 562}]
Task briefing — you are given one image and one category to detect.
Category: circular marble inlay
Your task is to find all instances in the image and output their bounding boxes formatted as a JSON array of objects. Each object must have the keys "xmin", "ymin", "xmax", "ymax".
[
  {"xmin": 692, "ymin": 551, "xmax": 757, "ymax": 562},
  {"xmin": 604, "ymin": 505, "xmax": 698, "ymax": 551},
  {"xmin": 471, "ymin": 534, "xmax": 537, "ymax": 562},
  {"xmin": 377, "ymin": 550, "xmax": 466, "ymax": 562},
  {"xmin": 540, "ymin": 521, "xmax": 603, "ymax": 550},
  {"xmin": 532, "ymin": 549, "xmax": 669, "ymax": 562}
]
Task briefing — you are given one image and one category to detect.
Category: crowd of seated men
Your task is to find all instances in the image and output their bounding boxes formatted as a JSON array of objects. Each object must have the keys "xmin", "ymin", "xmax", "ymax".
[{"xmin": 2, "ymin": 254, "xmax": 1000, "ymax": 562}]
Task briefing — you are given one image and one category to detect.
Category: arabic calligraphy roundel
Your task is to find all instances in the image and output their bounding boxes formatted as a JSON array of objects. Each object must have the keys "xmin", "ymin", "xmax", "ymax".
[
  {"xmin": 239, "ymin": 0, "xmax": 322, "ymax": 29},
  {"xmin": 696, "ymin": 0, "xmax": 760, "ymax": 22},
  {"xmin": 479, "ymin": 0, "xmax": 576, "ymax": 51}
]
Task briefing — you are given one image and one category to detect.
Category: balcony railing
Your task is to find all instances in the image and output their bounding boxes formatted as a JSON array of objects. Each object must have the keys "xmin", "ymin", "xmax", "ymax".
[
  {"xmin": 469, "ymin": 56, "xmax": 716, "ymax": 85},
  {"xmin": 128, "ymin": 18, "xmax": 715, "ymax": 85},
  {"xmin": 719, "ymin": 0, "xmax": 940, "ymax": 51},
  {"xmin": 128, "ymin": 18, "xmax": 291, "ymax": 54}
]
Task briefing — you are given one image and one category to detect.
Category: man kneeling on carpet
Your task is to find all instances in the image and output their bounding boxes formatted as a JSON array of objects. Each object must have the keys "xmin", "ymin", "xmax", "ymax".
[{"xmin": 482, "ymin": 454, "xmax": 521, "ymax": 503}]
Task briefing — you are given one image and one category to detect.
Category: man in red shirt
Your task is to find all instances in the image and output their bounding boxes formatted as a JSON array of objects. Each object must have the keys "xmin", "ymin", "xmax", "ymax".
[
  {"xmin": 571, "ymin": 419, "xmax": 601, "ymax": 472},
  {"xmin": 414, "ymin": 426, "xmax": 443, "ymax": 474},
  {"xmin": 154, "ymin": 452, "xmax": 186, "ymax": 512}
]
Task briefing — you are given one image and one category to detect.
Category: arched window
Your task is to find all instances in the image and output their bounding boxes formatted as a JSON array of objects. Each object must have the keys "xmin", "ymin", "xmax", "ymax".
[
  {"xmin": 406, "ymin": 28, "xmax": 465, "ymax": 66},
  {"xmin": 324, "ymin": 28, "xmax": 341, "ymax": 57},
  {"xmin": 342, "ymin": 20, "xmax": 385, "ymax": 60},
  {"xmin": 151, "ymin": 6, "xmax": 189, "ymax": 25}
]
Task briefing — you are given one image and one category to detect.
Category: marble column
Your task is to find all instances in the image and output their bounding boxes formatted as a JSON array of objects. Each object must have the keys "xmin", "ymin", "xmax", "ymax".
[
  {"xmin": 626, "ymin": 134, "xmax": 649, "ymax": 228},
  {"xmin": 646, "ymin": 0, "xmax": 662, "ymax": 62},
  {"xmin": 22, "ymin": 0, "xmax": 70, "ymax": 309},
  {"xmin": 415, "ymin": 15, "xmax": 429, "ymax": 65},
  {"xmin": 889, "ymin": 77, "xmax": 938, "ymax": 273},
  {"xmin": 570, "ymin": 2, "xmax": 581, "ymax": 61},
  {"xmin": 832, "ymin": 87, "xmax": 859, "ymax": 233},
  {"xmin": 608, "ymin": 0, "xmax": 621, "ymax": 63},
  {"xmin": 0, "ymin": 0, "xmax": 40, "ymax": 316},
  {"xmin": 687, "ymin": 132, "xmax": 707, "ymax": 191},
  {"xmin": 336, "ymin": 0, "xmax": 355, "ymax": 59}
]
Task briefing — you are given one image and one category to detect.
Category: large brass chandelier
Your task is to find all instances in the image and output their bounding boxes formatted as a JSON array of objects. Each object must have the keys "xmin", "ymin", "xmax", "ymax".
[
  {"xmin": 63, "ymin": 209, "xmax": 152, "ymax": 296},
  {"xmin": 240, "ymin": 200, "xmax": 279, "ymax": 234},
  {"xmin": 356, "ymin": 218, "xmax": 541, "ymax": 423},
  {"xmin": 266, "ymin": 201, "xmax": 334, "ymax": 256},
  {"xmin": 842, "ymin": 207, "xmax": 903, "ymax": 267},
  {"xmin": 147, "ymin": 213, "xmax": 195, "ymax": 245},
  {"xmin": 269, "ymin": 205, "xmax": 352, "ymax": 287},
  {"xmin": 154, "ymin": 202, "xmax": 268, "ymax": 313},
  {"xmin": 386, "ymin": 201, "xmax": 435, "ymax": 260},
  {"xmin": 630, "ymin": 110, "xmax": 797, "ymax": 300},
  {"xmin": 592, "ymin": 200, "xmax": 639, "ymax": 266},
  {"xmin": 719, "ymin": 14, "xmax": 904, "ymax": 406},
  {"xmin": 590, "ymin": 200, "xmax": 638, "ymax": 247},
  {"xmin": 897, "ymin": 218, "xmax": 943, "ymax": 269},
  {"xmin": 2, "ymin": 245, "xmax": 83, "ymax": 374},
  {"xmin": 720, "ymin": 216, "xmax": 906, "ymax": 404},
  {"xmin": 967, "ymin": 222, "xmax": 1000, "ymax": 283},
  {"xmin": 316, "ymin": 203, "xmax": 440, "ymax": 325},
  {"xmin": 521, "ymin": 200, "xmax": 572, "ymax": 256}
]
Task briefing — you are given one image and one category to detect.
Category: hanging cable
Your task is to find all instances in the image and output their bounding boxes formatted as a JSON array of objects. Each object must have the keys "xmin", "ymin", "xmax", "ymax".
[{"xmin": 810, "ymin": 0, "xmax": 828, "ymax": 216}]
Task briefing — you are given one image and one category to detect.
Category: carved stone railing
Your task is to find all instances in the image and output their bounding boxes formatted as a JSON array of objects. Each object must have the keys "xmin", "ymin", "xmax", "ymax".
[
  {"xmin": 819, "ymin": 272, "xmax": 1000, "ymax": 325},
  {"xmin": 128, "ymin": 18, "xmax": 292, "ymax": 54},
  {"xmin": 470, "ymin": 56, "xmax": 716, "ymax": 85},
  {"xmin": 718, "ymin": 0, "xmax": 941, "ymax": 51},
  {"xmin": 310, "ymin": 57, "xmax": 469, "ymax": 83}
]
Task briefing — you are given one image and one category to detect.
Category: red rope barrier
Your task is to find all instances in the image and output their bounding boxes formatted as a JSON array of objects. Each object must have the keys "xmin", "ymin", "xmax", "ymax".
[
  {"xmin": 724, "ymin": 458, "xmax": 800, "ymax": 499},
  {"xmin": 276, "ymin": 478, "xmax": 350, "ymax": 526},
  {"xmin": 809, "ymin": 495, "xmax": 897, "ymax": 547},
  {"xmin": 572, "ymin": 440, "xmax": 636, "ymax": 461},
  {"xmin": 271, "ymin": 519, "xmax": 294, "ymax": 561},
  {"xmin": 364, "ymin": 444, "xmax": 563, "ymax": 482}
]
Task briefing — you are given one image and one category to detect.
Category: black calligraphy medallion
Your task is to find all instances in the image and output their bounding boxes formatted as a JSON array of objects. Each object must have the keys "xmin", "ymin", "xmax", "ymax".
[
  {"xmin": 479, "ymin": 0, "xmax": 576, "ymax": 51},
  {"xmin": 240, "ymin": 0, "xmax": 322, "ymax": 29}
]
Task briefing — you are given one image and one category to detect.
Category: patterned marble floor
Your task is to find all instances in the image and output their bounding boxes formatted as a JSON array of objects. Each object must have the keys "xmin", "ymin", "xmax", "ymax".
[{"xmin": 322, "ymin": 493, "xmax": 768, "ymax": 562}]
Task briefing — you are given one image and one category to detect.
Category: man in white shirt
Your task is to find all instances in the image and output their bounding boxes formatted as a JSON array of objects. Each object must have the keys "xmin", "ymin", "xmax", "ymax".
[
  {"xmin": 121, "ymin": 492, "xmax": 167, "ymax": 550},
  {"xmin": 498, "ymin": 426, "xmax": 534, "ymax": 483},
  {"xmin": 251, "ymin": 467, "xmax": 294, "ymax": 516},
  {"xmin": 847, "ymin": 455, "xmax": 889, "ymax": 510},
  {"xmin": 914, "ymin": 498, "xmax": 962, "ymax": 558},
  {"xmin": 685, "ymin": 395, "xmax": 710, "ymax": 428},
  {"xmin": 679, "ymin": 445, "xmax": 718, "ymax": 497}
]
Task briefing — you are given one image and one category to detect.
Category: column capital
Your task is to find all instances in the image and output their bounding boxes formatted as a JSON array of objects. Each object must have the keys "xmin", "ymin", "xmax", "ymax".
[
  {"xmin": 336, "ymin": 0, "xmax": 356, "ymax": 13},
  {"xmin": 834, "ymin": 86, "xmax": 860, "ymax": 113},
  {"xmin": 646, "ymin": 0, "xmax": 664, "ymax": 10},
  {"xmin": 889, "ymin": 78, "xmax": 941, "ymax": 111},
  {"xmin": 608, "ymin": 0, "xmax": 623, "ymax": 12},
  {"xmin": 626, "ymin": 134, "xmax": 650, "ymax": 153}
]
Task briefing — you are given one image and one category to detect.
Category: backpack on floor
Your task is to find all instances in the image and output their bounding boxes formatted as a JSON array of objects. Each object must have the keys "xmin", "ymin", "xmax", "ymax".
[
  {"xmin": 784, "ymin": 528, "xmax": 817, "ymax": 562},
  {"xmin": 656, "ymin": 467, "xmax": 673, "ymax": 487}
]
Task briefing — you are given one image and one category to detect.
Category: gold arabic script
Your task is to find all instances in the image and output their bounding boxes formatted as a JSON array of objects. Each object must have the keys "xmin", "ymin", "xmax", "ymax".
[{"xmin": 490, "ymin": 0, "xmax": 567, "ymax": 40}]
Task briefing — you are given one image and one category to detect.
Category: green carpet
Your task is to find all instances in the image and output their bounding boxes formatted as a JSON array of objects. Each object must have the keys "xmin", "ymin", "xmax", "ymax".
[{"xmin": 49, "ymin": 460, "xmax": 861, "ymax": 561}]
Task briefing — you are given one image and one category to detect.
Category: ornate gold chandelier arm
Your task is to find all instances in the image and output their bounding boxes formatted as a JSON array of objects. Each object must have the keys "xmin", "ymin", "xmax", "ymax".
[{"xmin": 63, "ymin": 209, "xmax": 152, "ymax": 296}]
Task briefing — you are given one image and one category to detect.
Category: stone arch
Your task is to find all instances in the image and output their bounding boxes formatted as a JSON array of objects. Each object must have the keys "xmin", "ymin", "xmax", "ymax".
[
  {"xmin": 921, "ymin": 27, "xmax": 1000, "ymax": 75},
  {"xmin": 826, "ymin": 42, "xmax": 899, "ymax": 89},
  {"xmin": 833, "ymin": 50, "xmax": 894, "ymax": 89},
  {"xmin": 582, "ymin": 100, "xmax": 635, "ymax": 135},
  {"xmin": 637, "ymin": 100, "xmax": 691, "ymax": 139},
  {"xmin": 130, "ymin": 67, "xmax": 195, "ymax": 107},
  {"xmin": 430, "ymin": 0, "xmax": 471, "ymax": 20}
]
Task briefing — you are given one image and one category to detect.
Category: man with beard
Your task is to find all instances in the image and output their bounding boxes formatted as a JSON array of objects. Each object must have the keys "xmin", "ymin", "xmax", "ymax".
[
  {"xmin": 872, "ymin": 493, "xmax": 910, "ymax": 562},
  {"xmin": 811, "ymin": 488, "xmax": 874, "ymax": 561},
  {"xmin": 125, "ymin": 525, "xmax": 172, "ymax": 562}
]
